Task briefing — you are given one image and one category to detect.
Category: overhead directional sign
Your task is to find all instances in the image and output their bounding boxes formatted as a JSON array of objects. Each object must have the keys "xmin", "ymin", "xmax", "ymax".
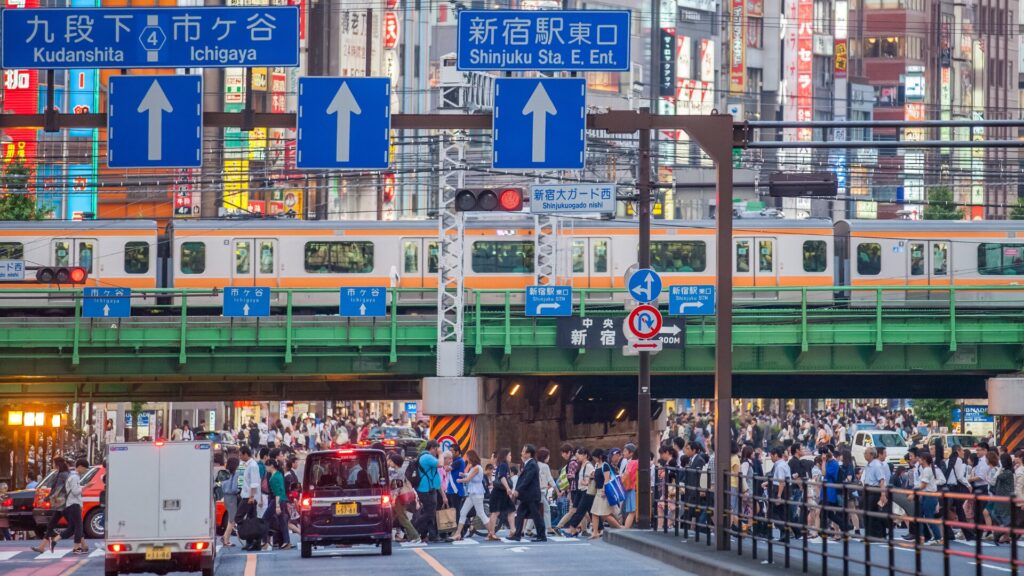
[
  {"xmin": 297, "ymin": 77, "xmax": 390, "ymax": 170},
  {"xmin": 340, "ymin": 287, "xmax": 387, "ymax": 317},
  {"xmin": 493, "ymin": 78, "xmax": 585, "ymax": 170},
  {"xmin": 626, "ymin": 304, "xmax": 662, "ymax": 340},
  {"xmin": 669, "ymin": 285, "xmax": 716, "ymax": 316},
  {"xmin": 83, "ymin": 288, "xmax": 131, "ymax": 318},
  {"xmin": 3, "ymin": 6, "xmax": 299, "ymax": 69},
  {"xmin": 108, "ymin": 75, "xmax": 202, "ymax": 168},
  {"xmin": 456, "ymin": 10, "xmax": 631, "ymax": 71},
  {"xmin": 223, "ymin": 287, "xmax": 270, "ymax": 317},
  {"xmin": 530, "ymin": 183, "xmax": 616, "ymax": 215},
  {"xmin": 628, "ymin": 268, "xmax": 662, "ymax": 303},
  {"xmin": 557, "ymin": 316, "xmax": 682, "ymax": 350},
  {"xmin": 0, "ymin": 260, "xmax": 25, "ymax": 281},
  {"xmin": 525, "ymin": 285, "xmax": 572, "ymax": 317}
]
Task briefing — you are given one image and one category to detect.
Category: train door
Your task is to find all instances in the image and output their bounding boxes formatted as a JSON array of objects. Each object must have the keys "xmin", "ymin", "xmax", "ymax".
[
  {"xmin": 400, "ymin": 238, "xmax": 438, "ymax": 294},
  {"xmin": 231, "ymin": 238, "xmax": 280, "ymax": 300},
  {"xmin": 50, "ymin": 237, "xmax": 98, "ymax": 281},
  {"xmin": 735, "ymin": 237, "xmax": 778, "ymax": 300},
  {"xmin": 570, "ymin": 238, "xmax": 612, "ymax": 294},
  {"xmin": 928, "ymin": 240, "xmax": 951, "ymax": 301},
  {"xmin": 906, "ymin": 240, "xmax": 951, "ymax": 302}
]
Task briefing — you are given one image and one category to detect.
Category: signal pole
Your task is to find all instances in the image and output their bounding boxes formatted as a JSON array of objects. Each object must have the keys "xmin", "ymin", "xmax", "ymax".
[{"xmin": 636, "ymin": 109, "xmax": 653, "ymax": 530}]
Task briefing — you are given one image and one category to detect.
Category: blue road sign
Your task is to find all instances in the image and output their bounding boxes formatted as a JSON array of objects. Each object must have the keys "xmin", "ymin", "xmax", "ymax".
[
  {"xmin": 108, "ymin": 76, "xmax": 202, "ymax": 169},
  {"xmin": 669, "ymin": 285, "xmax": 715, "ymax": 316},
  {"xmin": 525, "ymin": 285, "xmax": 572, "ymax": 317},
  {"xmin": 340, "ymin": 287, "xmax": 387, "ymax": 317},
  {"xmin": 405, "ymin": 402, "xmax": 418, "ymax": 415},
  {"xmin": 456, "ymin": 10, "xmax": 631, "ymax": 71},
  {"xmin": 0, "ymin": 260, "xmax": 25, "ymax": 281},
  {"xmin": 3, "ymin": 7, "xmax": 299, "ymax": 69},
  {"xmin": 223, "ymin": 287, "xmax": 270, "ymax": 317},
  {"xmin": 83, "ymin": 287, "xmax": 131, "ymax": 318},
  {"xmin": 493, "ymin": 78, "xmax": 585, "ymax": 170},
  {"xmin": 628, "ymin": 268, "xmax": 662, "ymax": 303},
  {"xmin": 297, "ymin": 77, "xmax": 390, "ymax": 170}
]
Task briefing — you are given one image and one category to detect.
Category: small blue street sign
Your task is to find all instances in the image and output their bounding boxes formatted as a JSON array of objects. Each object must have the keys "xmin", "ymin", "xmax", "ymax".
[
  {"xmin": 297, "ymin": 77, "xmax": 390, "ymax": 170},
  {"xmin": 525, "ymin": 285, "xmax": 572, "ymax": 317},
  {"xmin": 223, "ymin": 287, "xmax": 270, "ymax": 317},
  {"xmin": 669, "ymin": 285, "xmax": 716, "ymax": 316},
  {"xmin": 0, "ymin": 260, "xmax": 25, "ymax": 281},
  {"xmin": 493, "ymin": 78, "xmax": 585, "ymax": 170},
  {"xmin": 82, "ymin": 287, "xmax": 131, "ymax": 318},
  {"xmin": 3, "ymin": 6, "xmax": 300, "ymax": 69},
  {"xmin": 456, "ymin": 10, "xmax": 631, "ymax": 71},
  {"xmin": 340, "ymin": 287, "xmax": 387, "ymax": 317},
  {"xmin": 108, "ymin": 75, "xmax": 202, "ymax": 168},
  {"xmin": 405, "ymin": 402, "xmax": 418, "ymax": 415},
  {"xmin": 628, "ymin": 269, "xmax": 662, "ymax": 303}
]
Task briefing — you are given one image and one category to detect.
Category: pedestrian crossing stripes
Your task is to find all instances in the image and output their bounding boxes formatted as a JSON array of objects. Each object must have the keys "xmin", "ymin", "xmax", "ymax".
[{"xmin": 0, "ymin": 552, "xmax": 20, "ymax": 561}]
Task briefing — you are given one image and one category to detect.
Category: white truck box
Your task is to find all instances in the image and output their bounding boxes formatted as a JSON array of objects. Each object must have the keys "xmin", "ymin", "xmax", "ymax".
[{"xmin": 104, "ymin": 441, "xmax": 215, "ymax": 576}]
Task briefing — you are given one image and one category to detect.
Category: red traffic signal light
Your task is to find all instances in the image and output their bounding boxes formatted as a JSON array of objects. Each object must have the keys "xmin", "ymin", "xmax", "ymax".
[
  {"xmin": 35, "ymin": 267, "xmax": 88, "ymax": 284},
  {"xmin": 498, "ymin": 188, "xmax": 523, "ymax": 211},
  {"xmin": 454, "ymin": 188, "xmax": 524, "ymax": 212}
]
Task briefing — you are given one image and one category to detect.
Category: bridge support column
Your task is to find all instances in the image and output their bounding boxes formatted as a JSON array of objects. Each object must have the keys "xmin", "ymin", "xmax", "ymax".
[
  {"xmin": 422, "ymin": 377, "xmax": 484, "ymax": 454},
  {"xmin": 988, "ymin": 376, "xmax": 1024, "ymax": 452}
]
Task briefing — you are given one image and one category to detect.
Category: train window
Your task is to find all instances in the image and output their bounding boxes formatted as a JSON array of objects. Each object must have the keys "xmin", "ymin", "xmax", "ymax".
[
  {"xmin": 593, "ymin": 240, "xmax": 608, "ymax": 273},
  {"xmin": 652, "ymin": 241, "xmax": 707, "ymax": 272},
  {"xmin": 572, "ymin": 240, "xmax": 585, "ymax": 273},
  {"xmin": 758, "ymin": 240, "xmax": 773, "ymax": 272},
  {"xmin": 932, "ymin": 243, "xmax": 948, "ymax": 276},
  {"xmin": 403, "ymin": 241, "xmax": 419, "ymax": 274},
  {"xmin": 978, "ymin": 243, "xmax": 1024, "ymax": 275},
  {"xmin": 471, "ymin": 241, "xmax": 534, "ymax": 273},
  {"xmin": 910, "ymin": 243, "xmax": 925, "ymax": 276},
  {"xmin": 54, "ymin": 241, "xmax": 70, "ymax": 266},
  {"xmin": 304, "ymin": 241, "xmax": 374, "ymax": 274},
  {"xmin": 0, "ymin": 242, "xmax": 23, "ymax": 259},
  {"xmin": 124, "ymin": 242, "xmax": 149, "ymax": 274},
  {"xmin": 427, "ymin": 242, "xmax": 439, "ymax": 274},
  {"xmin": 736, "ymin": 241, "xmax": 750, "ymax": 273},
  {"xmin": 258, "ymin": 241, "xmax": 274, "ymax": 274},
  {"xmin": 78, "ymin": 241, "xmax": 94, "ymax": 274},
  {"xmin": 802, "ymin": 241, "xmax": 827, "ymax": 272},
  {"xmin": 235, "ymin": 241, "xmax": 251, "ymax": 274},
  {"xmin": 857, "ymin": 243, "xmax": 882, "ymax": 275},
  {"xmin": 180, "ymin": 242, "xmax": 206, "ymax": 274}
]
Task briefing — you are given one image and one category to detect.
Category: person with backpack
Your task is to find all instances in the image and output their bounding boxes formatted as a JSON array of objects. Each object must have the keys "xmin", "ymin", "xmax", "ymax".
[
  {"xmin": 411, "ymin": 440, "xmax": 445, "ymax": 543},
  {"xmin": 30, "ymin": 457, "xmax": 70, "ymax": 554}
]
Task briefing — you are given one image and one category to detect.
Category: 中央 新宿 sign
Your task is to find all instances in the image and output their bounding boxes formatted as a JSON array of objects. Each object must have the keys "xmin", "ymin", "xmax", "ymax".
[
  {"xmin": 456, "ymin": 10, "xmax": 631, "ymax": 71},
  {"xmin": 2, "ymin": 6, "xmax": 299, "ymax": 69}
]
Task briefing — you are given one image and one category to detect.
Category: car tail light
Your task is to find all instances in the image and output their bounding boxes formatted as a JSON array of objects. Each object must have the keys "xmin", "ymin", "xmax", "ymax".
[
  {"xmin": 336, "ymin": 449, "xmax": 355, "ymax": 456},
  {"xmin": 384, "ymin": 439, "xmax": 396, "ymax": 446},
  {"xmin": 381, "ymin": 494, "xmax": 391, "ymax": 507},
  {"xmin": 107, "ymin": 543, "xmax": 131, "ymax": 553},
  {"xmin": 186, "ymin": 541, "xmax": 210, "ymax": 551},
  {"xmin": 299, "ymin": 494, "xmax": 312, "ymax": 511},
  {"xmin": 1, "ymin": 497, "xmax": 11, "ymax": 507},
  {"xmin": 43, "ymin": 501, "xmax": 51, "ymax": 509}
]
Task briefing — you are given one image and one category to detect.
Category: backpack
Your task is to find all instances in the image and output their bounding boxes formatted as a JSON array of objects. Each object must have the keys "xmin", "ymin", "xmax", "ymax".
[{"xmin": 404, "ymin": 458, "xmax": 421, "ymax": 487}]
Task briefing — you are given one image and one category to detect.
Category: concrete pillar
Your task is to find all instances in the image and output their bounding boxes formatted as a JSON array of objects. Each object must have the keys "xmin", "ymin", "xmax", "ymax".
[
  {"xmin": 422, "ymin": 377, "xmax": 483, "ymax": 454},
  {"xmin": 987, "ymin": 376, "xmax": 1024, "ymax": 451}
]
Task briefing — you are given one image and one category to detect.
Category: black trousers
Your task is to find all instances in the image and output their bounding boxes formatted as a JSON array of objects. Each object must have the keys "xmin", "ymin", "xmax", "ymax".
[
  {"xmin": 566, "ymin": 493, "xmax": 594, "ymax": 529},
  {"xmin": 513, "ymin": 498, "xmax": 546, "ymax": 540},
  {"xmin": 413, "ymin": 490, "xmax": 439, "ymax": 541},
  {"xmin": 447, "ymin": 494, "xmax": 464, "ymax": 524},
  {"xmin": 865, "ymin": 491, "xmax": 887, "ymax": 539},
  {"xmin": 56, "ymin": 504, "xmax": 83, "ymax": 544}
]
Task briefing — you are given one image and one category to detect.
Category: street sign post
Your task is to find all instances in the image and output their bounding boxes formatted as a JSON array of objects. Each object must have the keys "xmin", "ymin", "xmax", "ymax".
[
  {"xmin": 3, "ymin": 6, "xmax": 300, "ymax": 69},
  {"xmin": 627, "ymin": 268, "xmax": 662, "ymax": 303},
  {"xmin": 108, "ymin": 76, "xmax": 202, "ymax": 168},
  {"xmin": 529, "ymin": 183, "xmax": 616, "ymax": 214},
  {"xmin": 223, "ymin": 287, "xmax": 270, "ymax": 317},
  {"xmin": 625, "ymin": 304, "xmax": 662, "ymax": 340},
  {"xmin": 296, "ymin": 77, "xmax": 390, "ymax": 170},
  {"xmin": 456, "ymin": 10, "xmax": 631, "ymax": 71},
  {"xmin": 493, "ymin": 78, "xmax": 586, "ymax": 170},
  {"xmin": 340, "ymin": 287, "xmax": 387, "ymax": 317},
  {"xmin": 525, "ymin": 285, "xmax": 572, "ymax": 317},
  {"xmin": 82, "ymin": 287, "xmax": 131, "ymax": 318},
  {"xmin": 669, "ymin": 285, "xmax": 716, "ymax": 315},
  {"xmin": 0, "ymin": 260, "xmax": 25, "ymax": 281}
]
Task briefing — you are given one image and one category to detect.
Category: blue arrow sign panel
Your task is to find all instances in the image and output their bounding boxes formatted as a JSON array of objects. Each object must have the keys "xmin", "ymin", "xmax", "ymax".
[
  {"xmin": 628, "ymin": 268, "xmax": 662, "ymax": 303},
  {"xmin": 223, "ymin": 287, "xmax": 270, "ymax": 317},
  {"xmin": 669, "ymin": 285, "xmax": 715, "ymax": 316},
  {"xmin": 525, "ymin": 285, "xmax": 572, "ymax": 317},
  {"xmin": 456, "ymin": 10, "xmax": 631, "ymax": 71},
  {"xmin": 493, "ymin": 78, "xmax": 585, "ymax": 170},
  {"xmin": 340, "ymin": 287, "xmax": 387, "ymax": 317},
  {"xmin": 297, "ymin": 77, "xmax": 390, "ymax": 170},
  {"xmin": 83, "ymin": 287, "xmax": 131, "ymax": 318},
  {"xmin": 108, "ymin": 75, "xmax": 202, "ymax": 169},
  {"xmin": 2, "ymin": 7, "xmax": 299, "ymax": 69}
]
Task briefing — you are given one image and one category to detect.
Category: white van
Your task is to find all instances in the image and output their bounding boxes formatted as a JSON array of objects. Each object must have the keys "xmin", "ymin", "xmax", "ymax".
[{"xmin": 851, "ymin": 429, "xmax": 908, "ymax": 467}]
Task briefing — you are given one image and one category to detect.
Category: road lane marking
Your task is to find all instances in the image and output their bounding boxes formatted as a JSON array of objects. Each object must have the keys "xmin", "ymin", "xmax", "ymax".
[
  {"xmin": 243, "ymin": 553, "xmax": 257, "ymax": 576},
  {"xmin": 970, "ymin": 562, "xmax": 1012, "ymax": 573},
  {"xmin": 413, "ymin": 547, "xmax": 454, "ymax": 576},
  {"xmin": 61, "ymin": 558, "xmax": 90, "ymax": 576},
  {"xmin": 33, "ymin": 549, "xmax": 70, "ymax": 560},
  {"xmin": 88, "ymin": 549, "xmax": 104, "ymax": 558},
  {"xmin": 0, "ymin": 552, "xmax": 20, "ymax": 561}
]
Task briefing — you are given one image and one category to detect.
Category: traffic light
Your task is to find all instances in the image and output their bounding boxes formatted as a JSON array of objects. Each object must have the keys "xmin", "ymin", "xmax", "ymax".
[
  {"xmin": 454, "ymin": 187, "xmax": 524, "ymax": 212},
  {"xmin": 35, "ymin": 267, "xmax": 88, "ymax": 284},
  {"xmin": 767, "ymin": 172, "xmax": 838, "ymax": 198}
]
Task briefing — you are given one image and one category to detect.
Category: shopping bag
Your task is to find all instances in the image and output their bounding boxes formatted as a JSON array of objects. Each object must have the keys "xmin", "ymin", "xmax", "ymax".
[
  {"xmin": 604, "ymin": 475, "xmax": 626, "ymax": 507},
  {"xmin": 436, "ymin": 506, "xmax": 458, "ymax": 532},
  {"xmin": 237, "ymin": 517, "xmax": 268, "ymax": 541}
]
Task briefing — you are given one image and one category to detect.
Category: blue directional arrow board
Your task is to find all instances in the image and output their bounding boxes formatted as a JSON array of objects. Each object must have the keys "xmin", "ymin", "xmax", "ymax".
[
  {"xmin": 493, "ymin": 78, "xmax": 585, "ymax": 170},
  {"xmin": 2, "ymin": 7, "xmax": 299, "ymax": 69},
  {"xmin": 525, "ymin": 285, "xmax": 572, "ymax": 317},
  {"xmin": 340, "ymin": 287, "xmax": 387, "ymax": 317},
  {"xmin": 83, "ymin": 287, "xmax": 131, "ymax": 318},
  {"xmin": 297, "ymin": 77, "xmax": 390, "ymax": 170},
  {"xmin": 223, "ymin": 287, "xmax": 270, "ymax": 317},
  {"xmin": 669, "ymin": 285, "xmax": 715, "ymax": 316},
  {"xmin": 108, "ymin": 75, "xmax": 202, "ymax": 169},
  {"xmin": 627, "ymin": 268, "xmax": 662, "ymax": 303}
]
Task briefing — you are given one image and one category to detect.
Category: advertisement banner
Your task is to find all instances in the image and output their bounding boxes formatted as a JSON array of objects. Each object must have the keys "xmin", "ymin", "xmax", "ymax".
[
  {"xmin": 700, "ymin": 39, "xmax": 715, "ymax": 83},
  {"xmin": 659, "ymin": 28, "xmax": 676, "ymax": 97},
  {"xmin": 747, "ymin": 0, "xmax": 762, "ymax": 17},
  {"xmin": 834, "ymin": 39, "xmax": 848, "ymax": 79},
  {"xmin": 676, "ymin": 36, "xmax": 692, "ymax": 80},
  {"xmin": 796, "ymin": 0, "xmax": 813, "ymax": 141},
  {"xmin": 729, "ymin": 0, "xmax": 745, "ymax": 94}
]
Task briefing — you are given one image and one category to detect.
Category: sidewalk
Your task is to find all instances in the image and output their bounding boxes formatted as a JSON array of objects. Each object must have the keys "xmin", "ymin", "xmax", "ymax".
[{"xmin": 602, "ymin": 529, "xmax": 783, "ymax": 576}]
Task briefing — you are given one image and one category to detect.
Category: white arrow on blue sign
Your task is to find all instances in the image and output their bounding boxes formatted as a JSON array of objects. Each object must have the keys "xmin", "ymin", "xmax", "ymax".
[
  {"xmin": 627, "ymin": 268, "xmax": 662, "ymax": 303},
  {"xmin": 83, "ymin": 288, "xmax": 132, "ymax": 318},
  {"xmin": 340, "ymin": 287, "xmax": 387, "ymax": 317},
  {"xmin": 525, "ymin": 285, "xmax": 572, "ymax": 317},
  {"xmin": 107, "ymin": 75, "xmax": 202, "ymax": 169},
  {"xmin": 493, "ymin": 78, "xmax": 586, "ymax": 170},
  {"xmin": 669, "ymin": 285, "xmax": 716, "ymax": 316},
  {"xmin": 297, "ymin": 77, "xmax": 390, "ymax": 170},
  {"xmin": 223, "ymin": 287, "xmax": 270, "ymax": 317}
]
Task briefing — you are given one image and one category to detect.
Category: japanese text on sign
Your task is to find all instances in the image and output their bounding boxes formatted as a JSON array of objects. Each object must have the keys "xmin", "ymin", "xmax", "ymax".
[
  {"xmin": 529, "ymin": 183, "xmax": 616, "ymax": 214},
  {"xmin": 0, "ymin": 260, "xmax": 25, "ymax": 281},
  {"xmin": 556, "ymin": 316, "xmax": 622, "ymax": 349}
]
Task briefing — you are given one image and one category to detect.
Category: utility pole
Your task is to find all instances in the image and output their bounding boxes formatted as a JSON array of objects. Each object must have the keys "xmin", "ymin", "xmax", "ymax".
[{"xmin": 636, "ymin": 108, "xmax": 653, "ymax": 530}]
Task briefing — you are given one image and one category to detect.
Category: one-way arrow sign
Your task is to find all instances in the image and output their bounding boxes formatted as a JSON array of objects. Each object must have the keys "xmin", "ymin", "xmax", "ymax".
[
  {"xmin": 138, "ymin": 80, "xmax": 172, "ymax": 161},
  {"xmin": 326, "ymin": 82, "xmax": 361, "ymax": 163},
  {"xmin": 108, "ymin": 75, "xmax": 202, "ymax": 168},
  {"xmin": 523, "ymin": 83, "xmax": 556, "ymax": 163},
  {"xmin": 298, "ymin": 77, "xmax": 390, "ymax": 170},
  {"xmin": 493, "ymin": 78, "xmax": 586, "ymax": 170}
]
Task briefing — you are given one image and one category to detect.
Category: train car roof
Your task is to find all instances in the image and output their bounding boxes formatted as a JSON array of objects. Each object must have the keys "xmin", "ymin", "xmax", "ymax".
[
  {"xmin": 835, "ymin": 220, "xmax": 1024, "ymax": 233},
  {"xmin": 0, "ymin": 219, "xmax": 157, "ymax": 230}
]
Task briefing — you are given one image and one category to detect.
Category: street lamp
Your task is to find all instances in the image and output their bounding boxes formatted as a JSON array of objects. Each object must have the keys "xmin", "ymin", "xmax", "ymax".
[
  {"xmin": 6, "ymin": 410, "xmax": 23, "ymax": 426},
  {"xmin": 51, "ymin": 414, "xmax": 62, "ymax": 428}
]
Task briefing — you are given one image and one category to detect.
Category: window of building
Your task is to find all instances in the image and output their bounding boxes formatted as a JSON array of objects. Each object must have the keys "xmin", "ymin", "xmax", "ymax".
[
  {"xmin": 978, "ymin": 244, "xmax": 1024, "ymax": 275},
  {"xmin": 857, "ymin": 243, "xmax": 882, "ymax": 275},
  {"xmin": 180, "ymin": 242, "xmax": 206, "ymax": 274},
  {"xmin": 0, "ymin": 242, "xmax": 23, "ymax": 260},
  {"xmin": 651, "ymin": 241, "xmax": 707, "ymax": 272},
  {"xmin": 802, "ymin": 241, "xmax": 828, "ymax": 272},
  {"xmin": 303, "ymin": 241, "xmax": 375, "ymax": 274},
  {"xmin": 587, "ymin": 72, "xmax": 621, "ymax": 93},
  {"xmin": 863, "ymin": 37, "xmax": 901, "ymax": 58},
  {"xmin": 124, "ymin": 242, "xmax": 149, "ymax": 274},
  {"xmin": 471, "ymin": 241, "xmax": 534, "ymax": 273}
]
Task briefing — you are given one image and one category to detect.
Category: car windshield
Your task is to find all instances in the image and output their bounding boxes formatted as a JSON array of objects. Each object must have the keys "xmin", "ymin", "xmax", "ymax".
[
  {"xmin": 39, "ymin": 470, "xmax": 57, "ymax": 489},
  {"xmin": 872, "ymin": 433, "xmax": 907, "ymax": 448},
  {"xmin": 307, "ymin": 454, "xmax": 384, "ymax": 490},
  {"xmin": 370, "ymin": 427, "xmax": 418, "ymax": 439},
  {"xmin": 80, "ymin": 467, "xmax": 100, "ymax": 485},
  {"xmin": 947, "ymin": 435, "xmax": 981, "ymax": 448}
]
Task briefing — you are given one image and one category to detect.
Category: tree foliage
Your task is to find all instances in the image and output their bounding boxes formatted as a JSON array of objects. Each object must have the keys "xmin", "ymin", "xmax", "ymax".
[
  {"xmin": 913, "ymin": 398, "xmax": 957, "ymax": 427},
  {"xmin": 1011, "ymin": 195, "xmax": 1024, "ymax": 220},
  {"xmin": 0, "ymin": 161, "xmax": 51, "ymax": 220},
  {"xmin": 923, "ymin": 186, "xmax": 964, "ymax": 220}
]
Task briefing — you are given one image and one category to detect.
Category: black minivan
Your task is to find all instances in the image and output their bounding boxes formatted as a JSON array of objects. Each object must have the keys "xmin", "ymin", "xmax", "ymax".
[{"xmin": 299, "ymin": 448, "xmax": 394, "ymax": 558}]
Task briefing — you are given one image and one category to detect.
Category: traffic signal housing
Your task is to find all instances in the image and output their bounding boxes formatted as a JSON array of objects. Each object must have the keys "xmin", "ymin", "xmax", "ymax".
[
  {"xmin": 454, "ymin": 187, "xmax": 524, "ymax": 212},
  {"xmin": 767, "ymin": 172, "xmax": 838, "ymax": 198},
  {"xmin": 35, "ymin": 267, "xmax": 88, "ymax": 284}
]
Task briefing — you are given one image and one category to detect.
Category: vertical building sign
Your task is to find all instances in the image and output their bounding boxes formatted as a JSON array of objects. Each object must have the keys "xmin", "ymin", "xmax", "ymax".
[
  {"xmin": 676, "ymin": 36, "xmax": 692, "ymax": 80},
  {"xmin": 729, "ymin": 0, "xmax": 745, "ymax": 94},
  {"xmin": 223, "ymin": 65, "xmax": 249, "ymax": 214},
  {"xmin": 795, "ymin": 0, "xmax": 813, "ymax": 141},
  {"xmin": 699, "ymin": 39, "xmax": 715, "ymax": 83},
  {"xmin": 659, "ymin": 28, "xmax": 676, "ymax": 97}
]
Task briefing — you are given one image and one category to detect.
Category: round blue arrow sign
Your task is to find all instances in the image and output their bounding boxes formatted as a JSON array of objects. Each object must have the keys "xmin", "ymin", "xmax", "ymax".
[{"xmin": 627, "ymin": 268, "xmax": 662, "ymax": 303}]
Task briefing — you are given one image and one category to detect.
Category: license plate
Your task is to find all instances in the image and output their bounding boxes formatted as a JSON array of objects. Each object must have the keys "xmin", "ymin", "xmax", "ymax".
[
  {"xmin": 145, "ymin": 547, "xmax": 171, "ymax": 561},
  {"xmin": 334, "ymin": 502, "xmax": 358, "ymax": 516}
]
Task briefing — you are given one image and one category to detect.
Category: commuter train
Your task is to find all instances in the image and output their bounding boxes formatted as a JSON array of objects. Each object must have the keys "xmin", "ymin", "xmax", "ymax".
[{"xmin": 2, "ymin": 217, "xmax": 1024, "ymax": 311}]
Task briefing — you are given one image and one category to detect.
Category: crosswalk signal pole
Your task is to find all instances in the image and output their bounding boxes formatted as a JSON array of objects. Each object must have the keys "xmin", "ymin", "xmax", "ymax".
[{"xmin": 636, "ymin": 110, "xmax": 653, "ymax": 530}]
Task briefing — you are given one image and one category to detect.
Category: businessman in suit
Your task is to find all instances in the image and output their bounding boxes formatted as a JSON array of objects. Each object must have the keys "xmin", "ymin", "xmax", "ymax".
[{"xmin": 508, "ymin": 444, "xmax": 547, "ymax": 542}]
